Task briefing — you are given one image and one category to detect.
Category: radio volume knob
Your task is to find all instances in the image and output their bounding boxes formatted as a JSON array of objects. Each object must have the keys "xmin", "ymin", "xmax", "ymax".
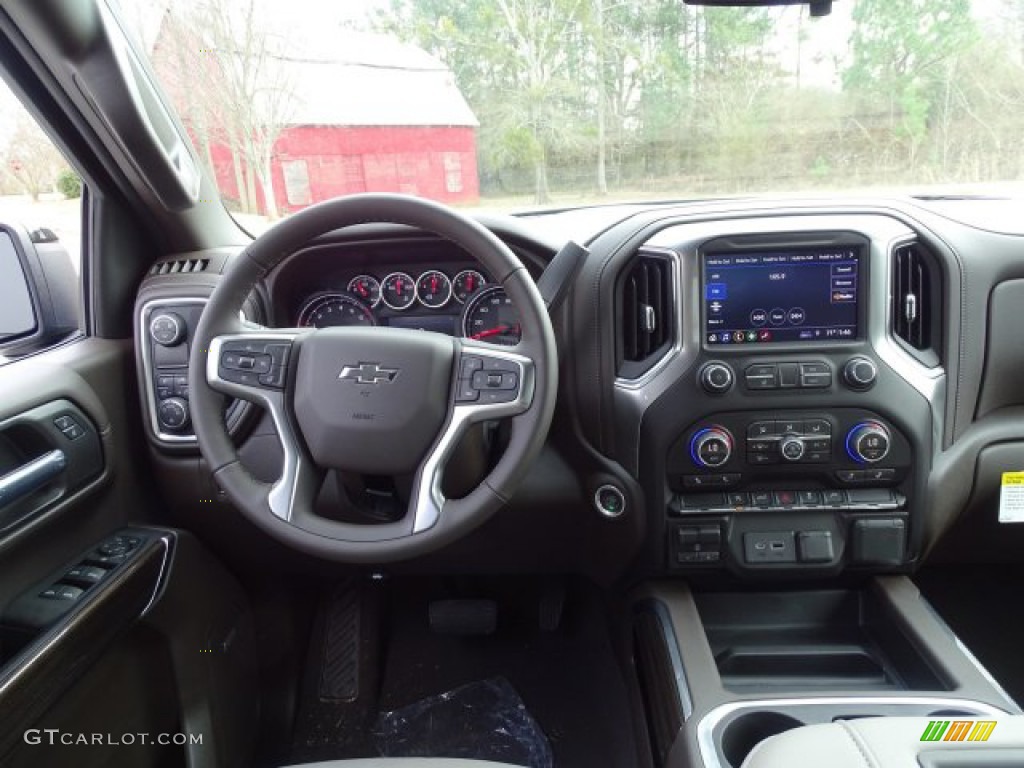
[
  {"xmin": 700, "ymin": 363, "xmax": 734, "ymax": 394},
  {"xmin": 690, "ymin": 427, "xmax": 733, "ymax": 468},
  {"xmin": 843, "ymin": 357, "xmax": 878, "ymax": 391},
  {"xmin": 846, "ymin": 421, "xmax": 891, "ymax": 463}
]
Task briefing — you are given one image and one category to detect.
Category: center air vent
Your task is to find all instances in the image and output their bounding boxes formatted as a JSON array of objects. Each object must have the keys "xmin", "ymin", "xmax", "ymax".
[
  {"xmin": 149, "ymin": 258, "xmax": 210, "ymax": 276},
  {"xmin": 891, "ymin": 242, "xmax": 941, "ymax": 367},
  {"xmin": 618, "ymin": 252, "xmax": 674, "ymax": 378}
]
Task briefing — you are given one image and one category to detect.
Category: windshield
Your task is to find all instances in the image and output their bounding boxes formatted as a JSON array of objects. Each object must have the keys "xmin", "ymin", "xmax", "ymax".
[{"xmin": 122, "ymin": 0, "xmax": 1024, "ymax": 224}]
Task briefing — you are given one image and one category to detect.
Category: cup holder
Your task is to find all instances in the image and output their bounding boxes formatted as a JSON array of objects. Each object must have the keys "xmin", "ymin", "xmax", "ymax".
[{"xmin": 721, "ymin": 712, "xmax": 804, "ymax": 767}]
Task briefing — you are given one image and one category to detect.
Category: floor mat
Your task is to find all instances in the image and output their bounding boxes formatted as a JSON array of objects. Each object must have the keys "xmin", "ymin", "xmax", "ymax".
[
  {"xmin": 916, "ymin": 565, "xmax": 1024, "ymax": 706},
  {"xmin": 286, "ymin": 577, "xmax": 640, "ymax": 768},
  {"xmin": 375, "ymin": 677, "xmax": 552, "ymax": 767}
]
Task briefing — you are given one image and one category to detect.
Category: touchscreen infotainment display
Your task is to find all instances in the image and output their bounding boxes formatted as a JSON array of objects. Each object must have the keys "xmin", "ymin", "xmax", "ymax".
[{"xmin": 703, "ymin": 247, "xmax": 861, "ymax": 345}]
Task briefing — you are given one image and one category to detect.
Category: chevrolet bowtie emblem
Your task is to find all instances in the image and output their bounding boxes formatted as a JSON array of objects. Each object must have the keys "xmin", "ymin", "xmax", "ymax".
[{"xmin": 338, "ymin": 362, "xmax": 399, "ymax": 385}]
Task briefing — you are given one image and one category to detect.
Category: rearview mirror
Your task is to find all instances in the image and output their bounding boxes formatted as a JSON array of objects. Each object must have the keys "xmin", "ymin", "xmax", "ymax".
[
  {"xmin": 684, "ymin": 0, "xmax": 833, "ymax": 16},
  {"xmin": 0, "ymin": 222, "xmax": 80, "ymax": 358}
]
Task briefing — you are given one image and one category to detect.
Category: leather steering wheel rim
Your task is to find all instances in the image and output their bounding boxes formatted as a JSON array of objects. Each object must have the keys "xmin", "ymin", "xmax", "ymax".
[{"xmin": 188, "ymin": 193, "xmax": 557, "ymax": 563}]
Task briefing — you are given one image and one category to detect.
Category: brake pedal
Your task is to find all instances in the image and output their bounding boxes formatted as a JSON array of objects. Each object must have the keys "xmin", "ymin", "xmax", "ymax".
[{"xmin": 429, "ymin": 599, "xmax": 498, "ymax": 635}]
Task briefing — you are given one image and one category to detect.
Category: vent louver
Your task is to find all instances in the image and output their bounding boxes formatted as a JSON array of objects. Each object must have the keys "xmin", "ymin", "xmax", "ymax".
[
  {"xmin": 149, "ymin": 258, "xmax": 210, "ymax": 276},
  {"xmin": 892, "ymin": 242, "xmax": 941, "ymax": 366},
  {"xmin": 618, "ymin": 253, "xmax": 673, "ymax": 378}
]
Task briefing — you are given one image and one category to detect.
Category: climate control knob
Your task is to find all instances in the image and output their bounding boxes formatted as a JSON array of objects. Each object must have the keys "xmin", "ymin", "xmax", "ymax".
[
  {"xmin": 690, "ymin": 427, "xmax": 733, "ymax": 468},
  {"xmin": 700, "ymin": 362, "xmax": 734, "ymax": 394},
  {"xmin": 843, "ymin": 357, "xmax": 878, "ymax": 391},
  {"xmin": 779, "ymin": 435, "xmax": 806, "ymax": 462},
  {"xmin": 157, "ymin": 397, "xmax": 190, "ymax": 431},
  {"xmin": 846, "ymin": 421, "xmax": 891, "ymax": 464}
]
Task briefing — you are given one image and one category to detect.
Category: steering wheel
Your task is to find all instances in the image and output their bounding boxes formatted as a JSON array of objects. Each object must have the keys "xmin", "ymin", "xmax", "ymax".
[{"xmin": 188, "ymin": 194, "xmax": 557, "ymax": 563}]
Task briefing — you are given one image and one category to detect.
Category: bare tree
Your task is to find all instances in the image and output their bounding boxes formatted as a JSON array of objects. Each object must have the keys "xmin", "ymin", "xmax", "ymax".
[
  {"xmin": 195, "ymin": 0, "xmax": 295, "ymax": 218},
  {"xmin": 3, "ymin": 116, "xmax": 63, "ymax": 201},
  {"xmin": 153, "ymin": 0, "xmax": 295, "ymax": 216}
]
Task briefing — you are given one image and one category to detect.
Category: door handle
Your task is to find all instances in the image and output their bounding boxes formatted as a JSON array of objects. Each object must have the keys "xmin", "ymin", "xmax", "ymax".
[{"xmin": 0, "ymin": 450, "xmax": 67, "ymax": 510}]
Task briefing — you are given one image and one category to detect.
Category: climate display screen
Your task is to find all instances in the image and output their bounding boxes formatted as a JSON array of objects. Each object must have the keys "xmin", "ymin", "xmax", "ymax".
[{"xmin": 703, "ymin": 247, "xmax": 861, "ymax": 346}]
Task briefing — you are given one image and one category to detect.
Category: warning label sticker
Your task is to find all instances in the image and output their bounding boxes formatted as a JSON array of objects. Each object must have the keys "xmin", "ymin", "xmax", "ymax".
[{"xmin": 999, "ymin": 472, "xmax": 1024, "ymax": 523}]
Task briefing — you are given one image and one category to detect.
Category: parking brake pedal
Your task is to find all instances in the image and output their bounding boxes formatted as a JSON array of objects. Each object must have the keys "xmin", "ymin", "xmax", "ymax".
[{"xmin": 429, "ymin": 599, "xmax": 497, "ymax": 635}]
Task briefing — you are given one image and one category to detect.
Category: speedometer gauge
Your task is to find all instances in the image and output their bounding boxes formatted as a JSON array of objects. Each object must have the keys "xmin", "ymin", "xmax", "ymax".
[
  {"xmin": 416, "ymin": 270, "xmax": 452, "ymax": 308},
  {"xmin": 381, "ymin": 272, "xmax": 416, "ymax": 310},
  {"xmin": 462, "ymin": 286, "xmax": 521, "ymax": 346},
  {"xmin": 347, "ymin": 275, "xmax": 381, "ymax": 307},
  {"xmin": 298, "ymin": 294, "xmax": 375, "ymax": 328}
]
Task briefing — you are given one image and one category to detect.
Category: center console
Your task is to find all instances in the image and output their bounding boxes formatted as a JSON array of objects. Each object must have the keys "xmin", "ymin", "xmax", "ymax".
[
  {"xmin": 631, "ymin": 578, "xmax": 1020, "ymax": 768},
  {"xmin": 609, "ymin": 215, "xmax": 944, "ymax": 578}
]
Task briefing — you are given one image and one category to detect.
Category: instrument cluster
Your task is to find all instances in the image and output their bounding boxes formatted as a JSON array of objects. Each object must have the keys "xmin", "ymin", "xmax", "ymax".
[{"xmin": 295, "ymin": 267, "xmax": 521, "ymax": 346}]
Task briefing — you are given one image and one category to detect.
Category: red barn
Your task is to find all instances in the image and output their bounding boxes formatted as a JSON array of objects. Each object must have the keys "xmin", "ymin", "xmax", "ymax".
[
  {"xmin": 152, "ymin": 26, "xmax": 479, "ymax": 215},
  {"xmin": 266, "ymin": 37, "xmax": 479, "ymax": 211}
]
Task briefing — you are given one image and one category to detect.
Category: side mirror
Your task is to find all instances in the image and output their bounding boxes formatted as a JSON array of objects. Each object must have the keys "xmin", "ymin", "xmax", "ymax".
[{"xmin": 0, "ymin": 221, "xmax": 80, "ymax": 358}]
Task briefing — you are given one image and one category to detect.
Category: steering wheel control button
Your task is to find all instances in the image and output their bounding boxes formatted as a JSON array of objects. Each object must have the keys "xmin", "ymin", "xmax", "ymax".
[
  {"xmin": 846, "ymin": 421, "xmax": 891, "ymax": 463},
  {"xmin": 460, "ymin": 356, "xmax": 484, "ymax": 378},
  {"xmin": 457, "ymin": 381, "xmax": 480, "ymax": 403},
  {"xmin": 744, "ymin": 364, "xmax": 778, "ymax": 390},
  {"xmin": 222, "ymin": 352, "xmax": 272, "ymax": 374},
  {"xmin": 217, "ymin": 339, "xmax": 294, "ymax": 390},
  {"xmin": 844, "ymin": 357, "xmax": 878, "ymax": 391},
  {"xmin": 700, "ymin": 362, "xmax": 734, "ymax": 394},
  {"xmin": 149, "ymin": 312, "xmax": 186, "ymax": 346},
  {"xmin": 456, "ymin": 352, "xmax": 521, "ymax": 405},
  {"xmin": 594, "ymin": 485, "xmax": 626, "ymax": 518},
  {"xmin": 690, "ymin": 427, "xmax": 733, "ymax": 468},
  {"xmin": 157, "ymin": 397, "xmax": 190, "ymax": 430},
  {"xmin": 472, "ymin": 371, "xmax": 517, "ymax": 390}
]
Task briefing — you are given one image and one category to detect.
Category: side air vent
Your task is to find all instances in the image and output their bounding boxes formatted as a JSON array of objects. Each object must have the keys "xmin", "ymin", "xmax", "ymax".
[
  {"xmin": 149, "ymin": 258, "xmax": 210, "ymax": 276},
  {"xmin": 891, "ymin": 242, "xmax": 941, "ymax": 367},
  {"xmin": 618, "ymin": 252, "xmax": 674, "ymax": 379}
]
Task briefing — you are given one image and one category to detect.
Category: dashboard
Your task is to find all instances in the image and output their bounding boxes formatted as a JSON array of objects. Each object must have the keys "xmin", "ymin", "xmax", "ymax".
[{"xmin": 134, "ymin": 195, "xmax": 1024, "ymax": 579}]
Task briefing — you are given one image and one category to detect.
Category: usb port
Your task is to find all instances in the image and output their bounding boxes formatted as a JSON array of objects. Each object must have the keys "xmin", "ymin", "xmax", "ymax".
[{"xmin": 770, "ymin": 541, "xmax": 785, "ymax": 550}]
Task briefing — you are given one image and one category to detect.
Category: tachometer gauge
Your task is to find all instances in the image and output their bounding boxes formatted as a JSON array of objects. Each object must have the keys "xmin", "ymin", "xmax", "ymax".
[
  {"xmin": 347, "ymin": 275, "xmax": 381, "ymax": 307},
  {"xmin": 452, "ymin": 269, "xmax": 486, "ymax": 303},
  {"xmin": 462, "ymin": 286, "xmax": 521, "ymax": 346},
  {"xmin": 298, "ymin": 294, "xmax": 376, "ymax": 328},
  {"xmin": 416, "ymin": 270, "xmax": 452, "ymax": 308},
  {"xmin": 381, "ymin": 272, "xmax": 416, "ymax": 310}
]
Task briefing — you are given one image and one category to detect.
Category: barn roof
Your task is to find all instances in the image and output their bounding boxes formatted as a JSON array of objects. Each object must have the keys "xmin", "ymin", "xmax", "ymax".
[
  {"xmin": 274, "ymin": 31, "xmax": 478, "ymax": 128},
  {"xmin": 256, "ymin": 30, "xmax": 479, "ymax": 129}
]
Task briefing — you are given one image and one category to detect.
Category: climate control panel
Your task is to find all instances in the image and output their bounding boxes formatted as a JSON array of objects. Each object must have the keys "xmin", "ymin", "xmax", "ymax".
[
  {"xmin": 665, "ymin": 408, "xmax": 914, "ymax": 574},
  {"xmin": 667, "ymin": 409, "xmax": 911, "ymax": 492}
]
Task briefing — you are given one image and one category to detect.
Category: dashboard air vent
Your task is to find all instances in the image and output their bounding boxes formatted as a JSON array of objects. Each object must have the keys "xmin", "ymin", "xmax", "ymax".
[
  {"xmin": 891, "ymin": 242, "xmax": 941, "ymax": 366},
  {"xmin": 149, "ymin": 258, "xmax": 210, "ymax": 276},
  {"xmin": 618, "ymin": 252, "xmax": 674, "ymax": 378}
]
